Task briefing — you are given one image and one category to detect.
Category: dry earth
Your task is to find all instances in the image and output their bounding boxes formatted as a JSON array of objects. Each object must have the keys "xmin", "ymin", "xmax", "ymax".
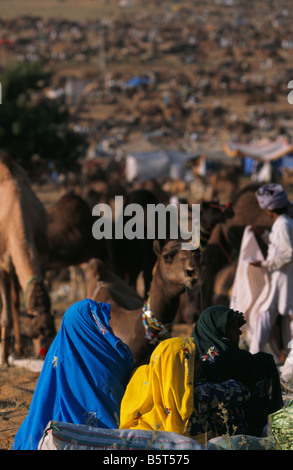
[{"xmin": 0, "ymin": 364, "xmax": 40, "ymax": 450}]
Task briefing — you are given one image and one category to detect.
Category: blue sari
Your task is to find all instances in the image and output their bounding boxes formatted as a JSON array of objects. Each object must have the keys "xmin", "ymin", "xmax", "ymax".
[{"xmin": 12, "ymin": 299, "xmax": 134, "ymax": 450}]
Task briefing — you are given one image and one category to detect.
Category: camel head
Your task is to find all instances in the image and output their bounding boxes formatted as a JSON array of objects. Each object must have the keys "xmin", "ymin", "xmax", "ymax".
[
  {"xmin": 153, "ymin": 239, "xmax": 200, "ymax": 292},
  {"xmin": 25, "ymin": 277, "xmax": 56, "ymax": 357}
]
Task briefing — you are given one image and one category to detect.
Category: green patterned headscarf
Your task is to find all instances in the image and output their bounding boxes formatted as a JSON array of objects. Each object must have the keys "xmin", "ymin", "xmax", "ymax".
[{"xmin": 191, "ymin": 306, "xmax": 240, "ymax": 362}]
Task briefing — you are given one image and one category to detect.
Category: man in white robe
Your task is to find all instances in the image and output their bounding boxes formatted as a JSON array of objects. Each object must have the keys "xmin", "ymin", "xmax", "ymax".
[
  {"xmin": 229, "ymin": 225, "xmax": 271, "ymax": 349},
  {"xmin": 249, "ymin": 184, "xmax": 293, "ymax": 363}
]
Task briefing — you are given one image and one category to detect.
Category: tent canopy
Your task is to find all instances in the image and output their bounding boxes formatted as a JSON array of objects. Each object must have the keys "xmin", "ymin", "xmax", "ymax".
[{"xmin": 223, "ymin": 138, "xmax": 293, "ymax": 163}]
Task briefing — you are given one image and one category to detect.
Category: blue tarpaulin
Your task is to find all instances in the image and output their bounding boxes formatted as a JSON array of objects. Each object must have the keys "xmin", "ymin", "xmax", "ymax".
[{"xmin": 125, "ymin": 76, "xmax": 150, "ymax": 88}]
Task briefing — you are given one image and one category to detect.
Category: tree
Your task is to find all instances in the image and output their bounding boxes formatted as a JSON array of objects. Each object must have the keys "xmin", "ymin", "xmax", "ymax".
[{"xmin": 0, "ymin": 61, "xmax": 88, "ymax": 174}]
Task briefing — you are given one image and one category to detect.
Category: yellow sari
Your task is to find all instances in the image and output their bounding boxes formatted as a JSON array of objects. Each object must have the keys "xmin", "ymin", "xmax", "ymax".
[{"xmin": 119, "ymin": 337, "xmax": 197, "ymax": 438}]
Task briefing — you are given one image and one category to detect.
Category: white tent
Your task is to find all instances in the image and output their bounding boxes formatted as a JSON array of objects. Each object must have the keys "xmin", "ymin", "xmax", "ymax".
[{"xmin": 125, "ymin": 150, "xmax": 192, "ymax": 182}]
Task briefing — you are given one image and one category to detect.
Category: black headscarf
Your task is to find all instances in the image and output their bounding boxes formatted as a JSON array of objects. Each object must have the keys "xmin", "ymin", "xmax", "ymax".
[
  {"xmin": 192, "ymin": 305, "xmax": 241, "ymax": 359},
  {"xmin": 192, "ymin": 305, "xmax": 283, "ymax": 436}
]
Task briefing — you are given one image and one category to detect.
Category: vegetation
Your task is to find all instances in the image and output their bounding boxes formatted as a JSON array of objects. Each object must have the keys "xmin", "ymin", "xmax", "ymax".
[{"xmin": 0, "ymin": 61, "xmax": 88, "ymax": 174}]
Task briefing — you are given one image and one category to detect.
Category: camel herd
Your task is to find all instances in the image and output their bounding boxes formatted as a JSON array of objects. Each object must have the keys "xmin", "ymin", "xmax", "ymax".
[{"xmin": 0, "ymin": 154, "xmax": 273, "ymax": 367}]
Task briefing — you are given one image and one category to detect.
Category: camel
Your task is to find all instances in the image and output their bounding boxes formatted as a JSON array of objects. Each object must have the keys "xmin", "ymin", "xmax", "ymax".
[
  {"xmin": 107, "ymin": 188, "xmax": 159, "ymax": 297},
  {"xmin": 109, "ymin": 194, "xmax": 234, "ymax": 300},
  {"xmin": 86, "ymin": 238, "xmax": 200, "ymax": 366},
  {"xmin": 174, "ymin": 199, "xmax": 234, "ymax": 323},
  {"xmin": 0, "ymin": 154, "xmax": 56, "ymax": 365},
  {"xmin": 46, "ymin": 191, "xmax": 112, "ymax": 300},
  {"xmin": 46, "ymin": 191, "xmax": 108, "ymax": 270},
  {"xmin": 45, "ymin": 189, "xmax": 158, "ymax": 300}
]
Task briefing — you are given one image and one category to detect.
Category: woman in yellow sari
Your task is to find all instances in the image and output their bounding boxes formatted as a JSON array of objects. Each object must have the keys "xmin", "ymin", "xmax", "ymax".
[{"xmin": 119, "ymin": 337, "xmax": 250, "ymax": 442}]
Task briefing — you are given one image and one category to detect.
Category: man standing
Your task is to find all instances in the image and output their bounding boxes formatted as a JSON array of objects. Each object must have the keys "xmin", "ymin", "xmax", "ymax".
[{"xmin": 249, "ymin": 184, "xmax": 293, "ymax": 363}]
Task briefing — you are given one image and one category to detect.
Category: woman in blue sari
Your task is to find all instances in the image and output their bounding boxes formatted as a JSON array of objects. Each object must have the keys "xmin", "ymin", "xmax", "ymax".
[{"xmin": 12, "ymin": 299, "xmax": 134, "ymax": 450}]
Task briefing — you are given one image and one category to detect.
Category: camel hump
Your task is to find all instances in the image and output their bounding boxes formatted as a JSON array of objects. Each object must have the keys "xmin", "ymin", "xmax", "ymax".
[{"xmin": 0, "ymin": 153, "xmax": 30, "ymax": 184}]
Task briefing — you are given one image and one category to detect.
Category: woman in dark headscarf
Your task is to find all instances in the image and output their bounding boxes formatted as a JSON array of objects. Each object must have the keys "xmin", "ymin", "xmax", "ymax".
[{"xmin": 192, "ymin": 305, "xmax": 283, "ymax": 436}]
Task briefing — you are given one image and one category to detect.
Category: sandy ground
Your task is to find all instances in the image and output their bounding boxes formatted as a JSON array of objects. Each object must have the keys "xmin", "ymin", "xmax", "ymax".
[
  {"xmin": 0, "ymin": 292, "xmax": 70, "ymax": 450},
  {"xmin": 0, "ymin": 364, "xmax": 40, "ymax": 450}
]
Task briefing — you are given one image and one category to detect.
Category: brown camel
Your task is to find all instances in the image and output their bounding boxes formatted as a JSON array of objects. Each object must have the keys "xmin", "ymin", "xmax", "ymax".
[
  {"xmin": 86, "ymin": 238, "xmax": 200, "ymax": 366},
  {"xmin": 108, "ymin": 195, "xmax": 234, "ymax": 301},
  {"xmin": 106, "ymin": 188, "xmax": 159, "ymax": 297},
  {"xmin": 46, "ymin": 190, "xmax": 158, "ymax": 300},
  {"xmin": 46, "ymin": 191, "xmax": 108, "ymax": 270},
  {"xmin": 175, "ymin": 199, "xmax": 234, "ymax": 324},
  {"xmin": 0, "ymin": 154, "xmax": 56, "ymax": 365}
]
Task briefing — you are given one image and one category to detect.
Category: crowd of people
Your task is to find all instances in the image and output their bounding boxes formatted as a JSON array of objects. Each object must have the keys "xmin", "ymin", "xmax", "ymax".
[{"xmin": 11, "ymin": 183, "xmax": 293, "ymax": 451}]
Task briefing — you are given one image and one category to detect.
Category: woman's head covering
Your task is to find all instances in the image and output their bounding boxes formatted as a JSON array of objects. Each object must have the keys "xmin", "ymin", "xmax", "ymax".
[
  {"xmin": 119, "ymin": 337, "xmax": 196, "ymax": 437},
  {"xmin": 191, "ymin": 305, "xmax": 241, "ymax": 362},
  {"xmin": 12, "ymin": 299, "xmax": 134, "ymax": 450},
  {"xmin": 255, "ymin": 183, "xmax": 293, "ymax": 212}
]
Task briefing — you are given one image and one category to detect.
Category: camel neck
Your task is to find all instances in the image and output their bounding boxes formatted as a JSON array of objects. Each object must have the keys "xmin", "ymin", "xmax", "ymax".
[
  {"xmin": 11, "ymin": 253, "xmax": 41, "ymax": 291},
  {"xmin": 6, "ymin": 199, "xmax": 43, "ymax": 290},
  {"xmin": 148, "ymin": 268, "xmax": 182, "ymax": 324}
]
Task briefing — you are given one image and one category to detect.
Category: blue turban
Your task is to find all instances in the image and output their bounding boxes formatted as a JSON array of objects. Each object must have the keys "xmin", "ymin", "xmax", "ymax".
[{"xmin": 255, "ymin": 184, "xmax": 293, "ymax": 212}]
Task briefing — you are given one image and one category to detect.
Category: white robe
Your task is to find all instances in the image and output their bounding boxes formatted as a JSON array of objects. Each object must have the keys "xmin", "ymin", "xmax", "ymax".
[
  {"xmin": 231, "ymin": 215, "xmax": 293, "ymax": 359},
  {"xmin": 230, "ymin": 226, "xmax": 270, "ymax": 346},
  {"xmin": 260, "ymin": 214, "xmax": 293, "ymax": 316}
]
